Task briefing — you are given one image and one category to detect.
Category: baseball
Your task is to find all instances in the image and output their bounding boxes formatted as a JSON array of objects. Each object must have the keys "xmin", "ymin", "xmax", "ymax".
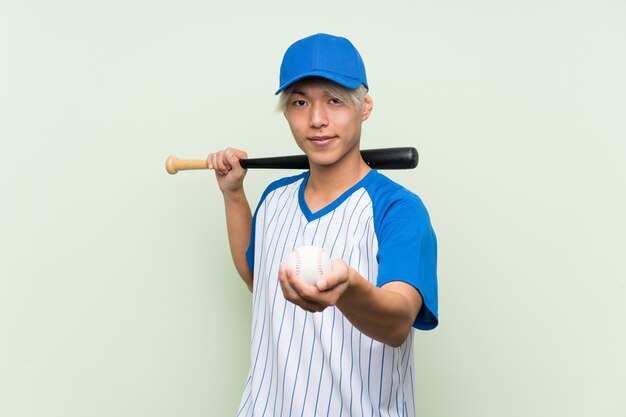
[{"xmin": 287, "ymin": 245, "xmax": 332, "ymax": 286}]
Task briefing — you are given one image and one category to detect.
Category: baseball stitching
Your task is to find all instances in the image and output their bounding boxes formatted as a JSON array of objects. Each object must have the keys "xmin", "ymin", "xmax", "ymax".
[
  {"xmin": 294, "ymin": 248, "xmax": 302, "ymax": 276},
  {"xmin": 316, "ymin": 251, "xmax": 325, "ymax": 276}
]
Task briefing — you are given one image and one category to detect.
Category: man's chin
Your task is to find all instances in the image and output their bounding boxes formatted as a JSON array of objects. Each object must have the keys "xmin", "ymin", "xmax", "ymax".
[{"xmin": 307, "ymin": 155, "xmax": 338, "ymax": 167}]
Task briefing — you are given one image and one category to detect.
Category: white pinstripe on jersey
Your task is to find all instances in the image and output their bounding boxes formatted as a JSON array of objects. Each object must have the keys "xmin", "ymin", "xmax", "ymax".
[{"xmin": 239, "ymin": 172, "xmax": 417, "ymax": 417}]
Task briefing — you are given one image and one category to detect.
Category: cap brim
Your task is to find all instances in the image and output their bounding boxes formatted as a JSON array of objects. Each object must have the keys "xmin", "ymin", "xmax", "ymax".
[{"xmin": 275, "ymin": 70, "xmax": 365, "ymax": 95}]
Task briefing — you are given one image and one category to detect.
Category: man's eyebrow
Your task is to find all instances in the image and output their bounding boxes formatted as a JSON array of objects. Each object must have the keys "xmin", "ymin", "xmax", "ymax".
[{"xmin": 291, "ymin": 90, "xmax": 307, "ymax": 97}]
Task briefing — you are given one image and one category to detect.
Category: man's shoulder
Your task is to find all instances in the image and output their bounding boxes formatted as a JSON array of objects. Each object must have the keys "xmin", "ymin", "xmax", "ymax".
[
  {"xmin": 258, "ymin": 171, "xmax": 308, "ymax": 203},
  {"xmin": 266, "ymin": 171, "xmax": 307, "ymax": 190},
  {"xmin": 364, "ymin": 171, "xmax": 432, "ymax": 229},
  {"xmin": 364, "ymin": 170, "xmax": 423, "ymax": 206}
]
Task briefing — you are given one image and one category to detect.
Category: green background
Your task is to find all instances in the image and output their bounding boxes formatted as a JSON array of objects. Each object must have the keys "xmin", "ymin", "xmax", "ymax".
[{"xmin": 1, "ymin": 1, "xmax": 625, "ymax": 416}]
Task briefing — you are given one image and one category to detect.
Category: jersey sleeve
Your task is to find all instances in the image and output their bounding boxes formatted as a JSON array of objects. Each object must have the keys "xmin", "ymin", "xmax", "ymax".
[
  {"xmin": 374, "ymin": 192, "xmax": 439, "ymax": 330},
  {"xmin": 245, "ymin": 218, "xmax": 256, "ymax": 273}
]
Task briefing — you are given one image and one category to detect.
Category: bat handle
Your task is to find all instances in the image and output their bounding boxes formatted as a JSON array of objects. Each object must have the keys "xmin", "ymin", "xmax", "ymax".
[{"xmin": 165, "ymin": 156, "xmax": 208, "ymax": 174}]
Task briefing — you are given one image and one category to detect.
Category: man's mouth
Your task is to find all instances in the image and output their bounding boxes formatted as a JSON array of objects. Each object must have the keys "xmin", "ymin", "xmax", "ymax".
[{"xmin": 308, "ymin": 136, "xmax": 336, "ymax": 145}]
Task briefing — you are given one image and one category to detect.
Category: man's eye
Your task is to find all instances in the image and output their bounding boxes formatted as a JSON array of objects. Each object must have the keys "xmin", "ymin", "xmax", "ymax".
[
  {"xmin": 292, "ymin": 100, "xmax": 307, "ymax": 107},
  {"xmin": 329, "ymin": 97, "xmax": 342, "ymax": 104}
]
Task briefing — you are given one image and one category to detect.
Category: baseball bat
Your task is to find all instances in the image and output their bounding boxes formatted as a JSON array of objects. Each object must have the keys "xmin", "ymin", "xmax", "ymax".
[{"xmin": 165, "ymin": 147, "xmax": 418, "ymax": 174}]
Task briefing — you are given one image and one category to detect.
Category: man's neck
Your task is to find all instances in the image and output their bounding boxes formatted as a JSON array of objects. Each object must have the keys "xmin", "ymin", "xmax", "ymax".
[{"xmin": 304, "ymin": 151, "xmax": 371, "ymax": 212}]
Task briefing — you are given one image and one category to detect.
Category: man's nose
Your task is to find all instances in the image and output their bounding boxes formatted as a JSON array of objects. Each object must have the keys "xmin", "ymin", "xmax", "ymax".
[{"xmin": 309, "ymin": 103, "xmax": 329, "ymax": 128}]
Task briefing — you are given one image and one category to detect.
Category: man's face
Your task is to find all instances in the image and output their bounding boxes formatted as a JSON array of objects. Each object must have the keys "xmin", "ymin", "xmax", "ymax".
[{"xmin": 283, "ymin": 79, "xmax": 372, "ymax": 168}]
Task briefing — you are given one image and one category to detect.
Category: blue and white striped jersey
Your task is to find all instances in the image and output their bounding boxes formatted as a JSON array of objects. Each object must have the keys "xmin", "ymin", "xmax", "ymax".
[{"xmin": 238, "ymin": 169, "xmax": 438, "ymax": 417}]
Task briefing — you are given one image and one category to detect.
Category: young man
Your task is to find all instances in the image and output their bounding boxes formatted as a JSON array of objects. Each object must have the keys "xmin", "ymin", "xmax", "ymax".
[{"xmin": 207, "ymin": 33, "xmax": 438, "ymax": 417}]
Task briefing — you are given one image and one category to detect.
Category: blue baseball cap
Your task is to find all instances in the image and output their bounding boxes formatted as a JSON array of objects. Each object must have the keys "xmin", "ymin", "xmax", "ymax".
[{"xmin": 275, "ymin": 33, "xmax": 368, "ymax": 95}]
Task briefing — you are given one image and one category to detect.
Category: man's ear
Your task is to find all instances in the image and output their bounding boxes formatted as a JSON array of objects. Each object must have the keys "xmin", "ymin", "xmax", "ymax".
[{"xmin": 361, "ymin": 93, "xmax": 373, "ymax": 121}]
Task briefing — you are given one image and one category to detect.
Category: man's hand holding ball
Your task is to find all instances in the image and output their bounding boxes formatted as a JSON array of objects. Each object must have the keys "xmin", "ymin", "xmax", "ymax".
[{"xmin": 279, "ymin": 245, "xmax": 352, "ymax": 313}]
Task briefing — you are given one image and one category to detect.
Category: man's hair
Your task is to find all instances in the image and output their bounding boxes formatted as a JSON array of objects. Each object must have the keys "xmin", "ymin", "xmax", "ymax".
[{"xmin": 277, "ymin": 77, "xmax": 368, "ymax": 112}]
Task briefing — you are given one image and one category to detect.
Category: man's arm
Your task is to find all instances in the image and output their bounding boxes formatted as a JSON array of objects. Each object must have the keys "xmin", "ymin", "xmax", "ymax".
[
  {"xmin": 208, "ymin": 148, "xmax": 253, "ymax": 291},
  {"xmin": 222, "ymin": 188, "xmax": 253, "ymax": 290},
  {"xmin": 278, "ymin": 261, "xmax": 422, "ymax": 347}
]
